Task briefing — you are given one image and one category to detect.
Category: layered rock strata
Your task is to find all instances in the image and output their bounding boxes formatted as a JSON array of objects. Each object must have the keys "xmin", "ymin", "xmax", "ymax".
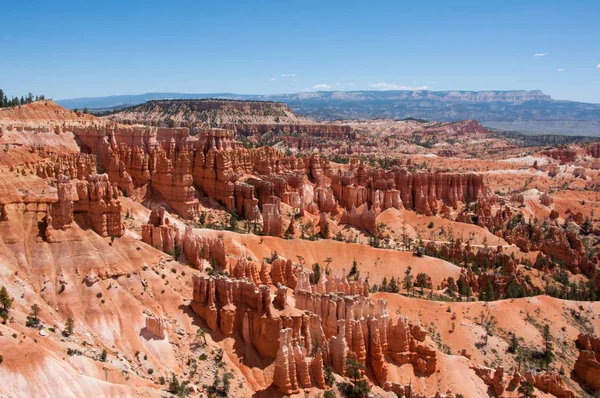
[{"xmin": 191, "ymin": 273, "xmax": 437, "ymax": 393}]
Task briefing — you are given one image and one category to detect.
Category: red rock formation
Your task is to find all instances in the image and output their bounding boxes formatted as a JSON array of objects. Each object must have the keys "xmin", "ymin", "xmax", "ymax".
[
  {"xmin": 141, "ymin": 206, "xmax": 180, "ymax": 253},
  {"xmin": 383, "ymin": 382, "xmax": 455, "ymax": 398},
  {"xmin": 311, "ymin": 350, "xmax": 326, "ymax": 388},
  {"xmin": 369, "ymin": 317, "xmax": 388, "ymax": 385},
  {"xmin": 262, "ymin": 202, "xmax": 283, "ymax": 237},
  {"xmin": 587, "ymin": 143, "xmax": 600, "ymax": 158},
  {"xmin": 182, "ymin": 227, "xmax": 226, "ymax": 269},
  {"xmin": 505, "ymin": 221, "xmax": 596, "ymax": 276},
  {"xmin": 541, "ymin": 148, "xmax": 579, "ymax": 164},
  {"xmin": 47, "ymin": 174, "xmax": 74, "ymax": 230},
  {"xmin": 540, "ymin": 192, "xmax": 553, "ymax": 206},
  {"xmin": 71, "ymin": 122, "xmax": 487, "ymax": 236},
  {"xmin": 574, "ymin": 333, "xmax": 600, "ymax": 392},
  {"xmin": 191, "ymin": 273, "xmax": 437, "ymax": 389},
  {"xmin": 472, "ymin": 365, "xmax": 506, "ymax": 396},
  {"xmin": 273, "ymin": 328, "xmax": 300, "ymax": 395},
  {"xmin": 74, "ymin": 173, "xmax": 124, "ymax": 237},
  {"xmin": 231, "ymin": 256, "xmax": 261, "ymax": 285},
  {"xmin": 270, "ymin": 257, "xmax": 298, "ymax": 289},
  {"xmin": 145, "ymin": 315, "xmax": 167, "ymax": 339},
  {"xmin": 35, "ymin": 153, "xmax": 97, "ymax": 180},
  {"xmin": 150, "ymin": 141, "xmax": 200, "ymax": 219},
  {"xmin": 340, "ymin": 205, "xmax": 377, "ymax": 234},
  {"xmin": 524, "ymin": 371, "xmax": 575, "ymax": 398}
]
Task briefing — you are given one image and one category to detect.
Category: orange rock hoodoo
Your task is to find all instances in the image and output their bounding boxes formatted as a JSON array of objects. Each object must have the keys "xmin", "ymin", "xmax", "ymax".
[
  {"xmin": 71, "ymin": 124, "xmax": 486, "ymax": 237},
  {"xmin": 574, "ymin": 333, "xmax": 600, "ymax": 392},
  {"xmin": 140, "ymin": 206, "xmax": 226, "ymax": 269},
  {"xmin": 45, "ymin": 173, "xmax": 125, "ymax": 239},
  {"xmin": 191, "ymin": 272, "xmax": 436, "ymax": 394}
]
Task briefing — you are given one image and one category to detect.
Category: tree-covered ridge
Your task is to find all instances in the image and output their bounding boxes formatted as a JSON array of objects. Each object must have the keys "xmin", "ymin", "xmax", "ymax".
[{"xmin": 0, "ymin": 89, "xmax": 46, "ymax": 108}]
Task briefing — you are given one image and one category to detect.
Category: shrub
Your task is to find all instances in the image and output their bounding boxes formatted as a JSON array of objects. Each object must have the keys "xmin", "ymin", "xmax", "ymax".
[
  {"xmin": 168, "ymin": 373, "xmax": 189, "ymax": 396},
  {"xmin": 63, "ymin": 317, "xmax": 74, "ymax": 337},
  {"xmin": 26, "ymin": 304, "xmax": 40, "ymax": 328},
  {"xmin": 67, "ymin": 348, "xmax": 82, "ymax": 356},
  {"xmin": 0, "ymin": 286, "xmax": 12, "ymax": 323},
  {"xmin": 324, "ymin": 365, "xmax": 335, "ymax": 387}
]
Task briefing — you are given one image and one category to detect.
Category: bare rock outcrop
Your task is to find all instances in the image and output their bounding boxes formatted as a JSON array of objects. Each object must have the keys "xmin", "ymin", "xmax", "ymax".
[
  {"xmin": 145, "ymin": 315, "xmax": 167, "ymax": 339},
  {"xmin": 190, "ymin": 273, "xmax": 438, "ymax": 390},
  {"xmin": 182, "ymin": 227, "xmax": 226, "ymax": 269},
  {"xmin": 47, "ymin": 174, "xmax": 74, "ymax": 230},
  {"xmin": 574, "ymin": 333, "xmax": 600, "ymax": 392},
  {"xmin": 141, "ymin": 206, "xmax": 180, "ymax": 253},
  {"xmin": 74, "ymin": 173, "xmax": 124, "ymax": 237},
  {"xmin": 524, "ymin": 371, "xmax": 575, "ymax": 398}
]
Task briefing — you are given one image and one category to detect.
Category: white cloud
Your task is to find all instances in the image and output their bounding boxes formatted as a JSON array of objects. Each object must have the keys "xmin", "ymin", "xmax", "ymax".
[
  {"xmin": 312, "ymin": 83, "xmax": 341, "ymax": 90},
  {"xmin": 557, "ymin": 68, "xmax": 566, "ymax": 72},
  {"xmin": 534, "ymin": 53, "xmax": 547, "ymax": 57},
  {"xmin": 427, "ymin": 81, "xmax": 436, "ymax": 84},
  {"xmin": 370, "ymin": 82, "xmax": 429, "ymax": 90},
  {"xmin": 597, "ymin": 64, "xmax": 600, "ymax": 69},
  {"xmin": 347, "ymin": 82, "xmax": 356, "ymax": 86},
  {"xmin": 281, "ymin": 73, "xmax": 296, "ymax": 77},
  {"xmin": 268, "ymin": 77, "xmax": 277, "ymax": 81}
]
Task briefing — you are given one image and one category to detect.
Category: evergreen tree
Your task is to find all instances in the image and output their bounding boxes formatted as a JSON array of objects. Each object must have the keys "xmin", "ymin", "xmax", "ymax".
[
  {"xmin": 403, "ymin": 266, "xmax": 413, "ymax": 295},
  {"xmin": 380, "ymin": 277, "xmax": 388, "ymax": 292},
  {"xmin": 446, "ymin": 277, "xmax": 457, "ymax": 297},
  {"xmin": 518, "ymin": 380, "xmax": 536, "ymax": 398},
  {"xmin": 416, "ymin": 272, "xmax": 429, "ymax": 295},
  {"xmin": 324, "ymin": 365, "xmax": 335, "ymax": 387},
  {"xmin": 26, "ymin": 304, "xmax": 40, "ymax": 328},
  {"xmin": 310, "ymin": 263, "xmax": 321, "ymax": 285},
  {"xmin": 509, "ymin": 332, "xmax": 519, "ymax": 354},
  {"xmin": 484, "ymin": 280, "xmax": 496, "ymax": 301},
  {"xmin": 388, "ymin": 277, "xmax": 399, "ymax": 293},
  {"xmin": 338, "ymin": 358, "xmax": 370, "ymax": 397},
  {"xmin": 348, "ymin": 259, "xmax": 359, "ymax": 281},
  {"xmin": 542, "ymin": 323, "xmax": 554, "ymax": 369},
  {"xmin": 0, "ymin": 286, "xmax": 12, "ymax": 322}
]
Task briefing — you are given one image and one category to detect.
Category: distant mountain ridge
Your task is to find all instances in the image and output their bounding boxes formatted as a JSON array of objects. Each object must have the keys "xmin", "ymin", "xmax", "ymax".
[
  {"xmin": 57, "ymin": 90, "xmax": 600, "ymax": 136},
  {"xmin": 57, "ymin": 89, "xmax": 555, "ymax": 109}
]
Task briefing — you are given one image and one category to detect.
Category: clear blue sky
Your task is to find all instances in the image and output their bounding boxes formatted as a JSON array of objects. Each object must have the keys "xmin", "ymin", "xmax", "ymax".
[{"xmin": 1, "ymin": 0, "xmax": 599, "ymax": 102}]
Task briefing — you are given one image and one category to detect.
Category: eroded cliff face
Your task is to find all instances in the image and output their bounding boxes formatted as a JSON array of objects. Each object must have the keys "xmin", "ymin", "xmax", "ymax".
[
  {"xmin": 574, "ymin": 333, "xmax": 600, "ymax": 392},
  {"xmin": 140, "ymin": 206, "xmax": 226, "ymax": 269},
  {"xmin": 190, "ymin": 271, "xmax": 437, "ymax": 394},
  {"xmin": 69, "ymin": 122, "xmax": 487, "ymax": 238}
]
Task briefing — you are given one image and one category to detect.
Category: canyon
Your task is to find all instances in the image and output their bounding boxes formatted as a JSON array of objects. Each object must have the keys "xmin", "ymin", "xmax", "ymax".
[{"xmin": 0, "ymin": 99, "xmax": 599, "ymax": 398}]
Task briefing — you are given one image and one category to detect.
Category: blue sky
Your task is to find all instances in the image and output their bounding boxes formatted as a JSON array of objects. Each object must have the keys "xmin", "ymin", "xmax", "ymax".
[{"xmin": 1, "ymin": 0, "xmax": 599, "ymax": 102}]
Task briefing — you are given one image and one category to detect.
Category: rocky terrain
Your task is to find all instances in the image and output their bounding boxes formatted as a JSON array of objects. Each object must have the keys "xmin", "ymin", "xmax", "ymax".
[
  {"xmin": 58, "ymin": 90, "xmax": 600, "ymax": 136},
  {"xmin": 0, "ymin": 99, "xmax": 599, "ymax": 397}
]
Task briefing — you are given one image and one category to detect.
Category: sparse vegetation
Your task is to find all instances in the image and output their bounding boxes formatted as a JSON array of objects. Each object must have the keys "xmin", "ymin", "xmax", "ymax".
[{"xmin": 0, "ymin": 286, "xmax": 13, "ymax": 323}]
